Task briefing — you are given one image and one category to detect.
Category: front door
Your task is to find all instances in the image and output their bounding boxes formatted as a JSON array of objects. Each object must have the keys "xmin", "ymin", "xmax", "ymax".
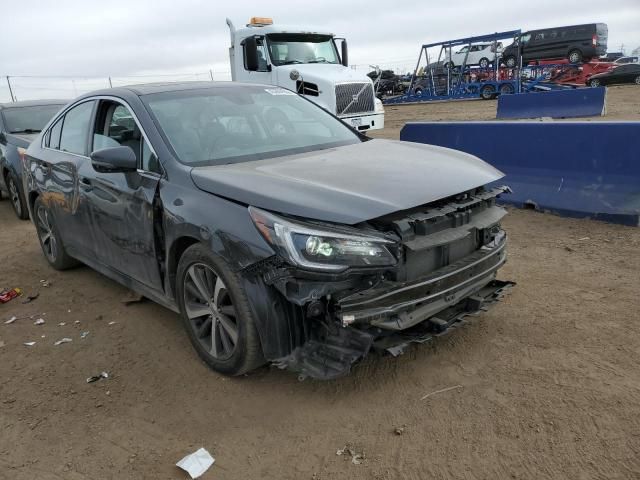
[{"xmin": 80, "ymin": 99, "xmax": 164, "ymax": 291}]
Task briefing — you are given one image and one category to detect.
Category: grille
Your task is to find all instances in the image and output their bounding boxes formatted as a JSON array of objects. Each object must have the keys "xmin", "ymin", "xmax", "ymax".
[{"xmin": 335, "ymin": 82, "xmax": 375, "ymax": 116}]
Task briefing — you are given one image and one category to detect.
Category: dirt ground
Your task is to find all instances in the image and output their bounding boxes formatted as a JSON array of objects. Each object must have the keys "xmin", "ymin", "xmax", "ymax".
[{"xmin": 1, "ymin": 86, "xmax": 640, "ymax": 480}]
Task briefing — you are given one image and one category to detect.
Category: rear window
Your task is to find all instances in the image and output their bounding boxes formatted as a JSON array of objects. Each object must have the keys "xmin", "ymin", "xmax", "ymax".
[
  {"xmin": 1, "ymin": 104, "xmax": 64, "ymax": 134},
  {"xmin": 143, "ymin": 86, "xmax": 361, "ymax": 166}
]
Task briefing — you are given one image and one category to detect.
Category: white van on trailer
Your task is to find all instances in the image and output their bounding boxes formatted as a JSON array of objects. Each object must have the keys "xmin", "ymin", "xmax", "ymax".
[{"xmin": 226, "ymin": 17, "xmax": 384, "ymax": 131}]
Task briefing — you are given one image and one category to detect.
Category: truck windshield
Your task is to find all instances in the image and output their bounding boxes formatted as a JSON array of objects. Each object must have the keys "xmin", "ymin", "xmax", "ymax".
[
  {"xmin": 2, "ymin": 104, "xmax": 64, "ymax": 134},
  {"xmin": 266, "ymin": 33, "xmax": 340, "ymax": 66},
  {"xmin": 144, "ymin": 86, "xmax": 361, "ymax": 166}
]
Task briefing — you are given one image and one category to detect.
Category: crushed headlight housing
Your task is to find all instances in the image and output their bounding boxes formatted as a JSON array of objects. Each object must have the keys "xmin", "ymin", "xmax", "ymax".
[{"xmin": 249, "ymin": 206, "xmax": 397, "ymax": 272}]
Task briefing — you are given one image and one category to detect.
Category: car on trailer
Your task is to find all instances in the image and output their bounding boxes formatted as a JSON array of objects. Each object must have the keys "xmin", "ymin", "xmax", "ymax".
[
  {"xmin": 613, "ymin": 56, "xmax": 639, "ymax": 65},
  {"xmin": 24, "ymin": 82, "xmax": 512, "ymax": 380},
  {"xmin": 444, "ymin": 42, "xmax": 503, "ymax": 69},
  {"xmin": 0, "ymin": 100, "xmax": 67, "ymax": 219},
  {"xmin": 502, "ymin": 23, "xmax": 608, "ymax": 67},
  {"xmin": 587, "ymin": 64, "xmax": 640, "ymax": 87}
]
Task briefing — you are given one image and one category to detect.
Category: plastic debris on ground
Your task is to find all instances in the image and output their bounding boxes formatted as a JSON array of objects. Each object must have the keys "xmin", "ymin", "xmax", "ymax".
[
  {"xmin": 54, "ymin": 337, "xmax": 72, "ymax": 346},
  {"xmin": 108, "ymin": 321, "xmax": 117, "ymax": 326},
  {"xmin": 24, "ymin": 342, "xmax": 36, "ymax": 347},
  {"xmin": 86, "ymin": 372, "xmax": 109, "ymax": 383},
  {"xmin": 22, "ymin": 292, "xmax": 39, "ymax": 304},
  {"xmin": 0, "ymin": 340, "xmax": 5, "ymax": 348},
  {"xmin": 34, "ymin": 318, "xmax": 45, "ymax": 325},
  {"xmin": 0, "ymin": 288, "xmax": 22, "ymax": 304},
  {"xmin": 176, "ymin": 447, "xmax": 215, "ymax": 479},
  {"xmin": 80, "ymin": 331, "xmax": 89, "ymax": 339},
  {"xmin": 39, "ymin": 279, "xmax": 51, "ymax": 287},
  {"xmin": 5, "ymin": 316, "xmax": 18, "ymax": 325},
  {"xmin": 336, "ymin": 445, "xmax": 365, "ymax": 465},
  {"xmin": 58, "ymin": 322, "xmax": 66, "ymax": 326}
]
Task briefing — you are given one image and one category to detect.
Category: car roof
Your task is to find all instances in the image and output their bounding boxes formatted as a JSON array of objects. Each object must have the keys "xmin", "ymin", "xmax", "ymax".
[
  {"xmin": 0, "ymin": 99, "xmax": 68, "ymax": 109},
  {"xmin": 70, "ymin": 81, "xmax": 278, "ymax": 103}
]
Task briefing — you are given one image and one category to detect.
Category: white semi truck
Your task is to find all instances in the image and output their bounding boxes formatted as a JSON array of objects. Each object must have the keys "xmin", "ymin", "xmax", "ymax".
[{"xmin": 226, "ymin": 17, "xmax": 384, "ymax": 132}]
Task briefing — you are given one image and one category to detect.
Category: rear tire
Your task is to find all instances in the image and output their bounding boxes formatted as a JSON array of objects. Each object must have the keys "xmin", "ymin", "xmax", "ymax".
[
  {"xmin": 33, "ymin": 196, "xmax": 79, "ymax": 270},
  {"xmin": 6, "ymin": 172, "xmax": 29, "ymax": 220},
  {"xmin": 504, "ymin": 56, "xmax": 517, "ymax": 68},
  {"xmin": 479, "ymin": 57, "xmax": 490, "ymax": 68},
  {"xmin": 635, "ymin": 75, "xmax": 640, "ymax": 85},
  {"xmin": 499, "ymin": 83, "xmax": 515, "ymax": 95},
  {"xmin": 414, "ymin": 87, "xmax": 423, "ymax": 96},
  {"xmin": 568, "ymin": 50, "xmax": 583, "ymax": 64},
  {"xmin": 176, "ymin": 244, "xmax": 265, "ymax": 376},
  {"xmin": 589, "ymin": 78, "xmax": 601, "ymax": 87}
]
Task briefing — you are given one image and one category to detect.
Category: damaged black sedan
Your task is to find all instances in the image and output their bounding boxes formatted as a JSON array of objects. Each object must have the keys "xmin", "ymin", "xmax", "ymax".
[{"xmin": 25, "ymin": 82, "xmax": 511, "ymax": 379}]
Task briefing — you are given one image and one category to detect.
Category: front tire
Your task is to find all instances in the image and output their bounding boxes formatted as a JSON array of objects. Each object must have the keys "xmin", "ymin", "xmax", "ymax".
[
  {"xmin": 33, "ymin": 196, "xmax": 78, "ymax": 270},
  {"xmin": 479, "ymin": 57, "xmax": 490, "ymax": 68},
  {"xmin": 589, "ymin": 78, "xmax": 601, "ymax": 87},
  {"xmin": 504, "ymin": 56, "xmax": 517, "ymax": 68},
  {"xmin": 176, "ymin": 244, "xmax": 265, "ymax": 376},
  {"xmin": 480, "ymin": 84, "xmax": 496, "ymax": 100},
  {"xmin": 635, "ymin": 75, "xmax": 640, "ymax": 85},
  {"xmin": 6, "ymin": 172, "xmax": 28, "ymax": 220}
]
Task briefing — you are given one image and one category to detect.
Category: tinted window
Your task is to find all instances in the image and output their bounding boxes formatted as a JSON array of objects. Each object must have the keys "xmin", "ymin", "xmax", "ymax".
[
  {"xmin": 1, "ymin": 104, "xmax": 64, "ymax": 134},
  {"xmin": 59, "ymin": 101, "xmax": 94, "ymax": 155},
  {"xmin": 243, "ymin": 37, "xmax": 269, "ymax": 72},
  {"xmin": 48, "ymin": 117, "xmax": 63, "ymax": 149},
  {"xmin": 145, "ymin": 86, "xmax": 360, "ymax": 166}
]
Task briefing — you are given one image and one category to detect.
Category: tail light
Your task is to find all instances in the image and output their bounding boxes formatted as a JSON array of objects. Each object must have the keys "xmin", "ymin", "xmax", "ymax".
[{"xmin": 592, "ymin": 35, "xmax": 598, "ymax": 46}]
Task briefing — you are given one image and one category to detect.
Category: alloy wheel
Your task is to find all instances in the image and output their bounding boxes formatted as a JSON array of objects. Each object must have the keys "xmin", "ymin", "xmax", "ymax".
[
  {"xmin": 36, "ymin": 206, "xmax": 58, "ymax": 262},
  {"xmin": 635, "ymin": 75, "xmax": 640, "ymax": 85},
  {"xmin": 8, "ymin": 177, "xmax": 22, "ymax": 217},
  {"xmin": 590, "ymin": 79, "xmax": 601, "ymax": 87},
  {"xmin": 183, "ymin": 263, "xmax": 239, "ymax": 361}
]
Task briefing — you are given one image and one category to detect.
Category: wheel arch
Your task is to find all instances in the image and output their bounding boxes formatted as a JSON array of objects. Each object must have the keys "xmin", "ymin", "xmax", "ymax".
[{"xmin": 167, "ymin": 235, "xmax": 201, "ymax": 298}]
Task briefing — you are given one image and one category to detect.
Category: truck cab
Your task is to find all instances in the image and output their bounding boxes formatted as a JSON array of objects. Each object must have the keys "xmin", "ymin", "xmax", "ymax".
[{"xmin": 226, "ymin": 17, "xmax": 384, "ymax": 132}]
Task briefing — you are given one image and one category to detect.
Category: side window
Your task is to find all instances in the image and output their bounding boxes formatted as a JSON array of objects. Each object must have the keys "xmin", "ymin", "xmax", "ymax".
[
  {"xmin": 59, "ymin": 101, "xmax": 94, "ymax": 155},
  {"xmin": 243, "ymin": 37, "xmax": 269, "ymax": 72},
  {"xmin": 521, "ymin": 33, "xmax": 531, "ymax": 44},
  {"xmin": 48, "ymin": 117, "xmax": 63, "ymax": 149},
  {"xmin": 142, "ymin": 140, "xmax": 160, "ymax": 174}
]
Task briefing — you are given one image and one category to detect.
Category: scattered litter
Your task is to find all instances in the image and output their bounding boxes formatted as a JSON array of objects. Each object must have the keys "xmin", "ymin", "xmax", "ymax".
[
  {"xmin": 121, "ymin": 291, "xmax": 144, "ymax": 306},
  {"xmin": 54, "ymin": 337, "xmax": 72, "ymax": 346},
  {"xmin": 86, "ymin": 371, "xmax": 109, "ymax": 383},
  {"xmin": 80, "ymin": 331, "xmax": 89, "ymax": 339},
  {"xmin": 67, "ymin": 309, "xmax": 71, "ymax": 313},
  {"xmin": 421, "ymin": 384, "xmax": 464, "ymax": 400},
  {"xmin": 564, "ymin": 246, "xmax": 574, "ymax": 252},
  {"xmin": 0, "ymin": 288, "xmax": 22, "ymax": 304},
  {"xmin": 0, "ymin": 340, "xmax": 5, "ymax": 348},
  {"xmin": 74, "ymin": 320, "xmax": 80, "ymax": 325},
  {"xmin": 39, "ymin": 279, "xmax": 51, "ymax": 288},
  {"xmin": 336, "ymin": 445, "xmax": 365, "ymax": 465},
  {"xmin": 5, "ymin": 316, "xmax": 18, "ymax": 325},
  {"xmin": 34, "ymin": 318, "xmax": 45, "ymax": 326},
  {"xmin": 578, "ymin": 237, "xmax": 590, "ymax": 241},
  {"xmin": 394, "ymin": 426, "xmax": 405, "ymax": 436},
  {"xmin": 24, "ymin": 342, "xmax": 36, "ymax": 347},
  {"xmin": 108, "ymin": 321, "xmax": 117, "ymax": 326},
  {"xmin": 176, "ymin": 447, "xmax": 215, "ymax": 479},
  {"xmin": 22, "ymin": 292, "xmax": 40, "ymax": 304},
  {"xmin": 41, "ymin": 335, "xmax": 46, "ymax": 338},
  {"xmin": 58, "ymin": 322, "xmax": 66, "ymax": 326}
]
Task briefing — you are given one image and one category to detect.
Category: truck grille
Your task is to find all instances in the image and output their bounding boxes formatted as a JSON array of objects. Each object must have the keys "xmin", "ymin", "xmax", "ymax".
[{"xmin": 335, "ymin": 83, "xmax": 375, "ymax": 116}]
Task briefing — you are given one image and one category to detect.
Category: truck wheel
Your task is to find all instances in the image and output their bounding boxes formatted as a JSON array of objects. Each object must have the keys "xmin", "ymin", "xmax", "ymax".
[
  {"xmin": 414, "ymin": 87, "xmax": 423, "ymax": 96},
  {"xmin": 480, "ymin": 85, "xmax": 496, "ymax": 100},
  {"xmin": 6, "ymin": 172, "xmax": 29, "ymax": 220},
  {"xmin": 479, "ymin": 57, "xmax": 490, "ymax": 68},
  {"xmin": 504, "ymin": 56, "xmax": 517, "ymax": 68},
  {"xmin": 176, "ymin": 244, "xmax": 265, "ymax": 376},
  {"xmin": 499, "ymin": 83, "xmax": 515, "ymax": 95},
  {"xmin": 589, "ymin": 78, "xmax": 601, "ymax": 87},
  {"xmin": 568, "ymin": 50, "xmax": 583, "ymax": 64},
  {"xmin": 33, "ymin": 196, "xmax": 79, "ymax": 270},
  {"xmin": 444, "ymin": 61, "xmax": 454, "ymax": 69}
]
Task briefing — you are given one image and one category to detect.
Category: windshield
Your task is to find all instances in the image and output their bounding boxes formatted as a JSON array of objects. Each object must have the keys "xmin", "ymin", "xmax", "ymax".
[
  {"xmin": 144, "ymin": 86, "xmax": 361, "ymax": 166},
  {"xmin": 266, "ymin": 33, "xmax": 340, "ymax": 66},
  {"xmin": 2, "ymin": 104, "xmax": 64, "ymax": 133}
]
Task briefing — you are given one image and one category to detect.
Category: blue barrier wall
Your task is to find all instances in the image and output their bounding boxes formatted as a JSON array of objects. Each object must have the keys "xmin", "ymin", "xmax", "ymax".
[
  {"xmin": 497, "ymin": 88, "xmax": 606, "ymax": 119},
  {"xmin": 400, "ymin": 121, "xmax": 640, "ymax": 226}
]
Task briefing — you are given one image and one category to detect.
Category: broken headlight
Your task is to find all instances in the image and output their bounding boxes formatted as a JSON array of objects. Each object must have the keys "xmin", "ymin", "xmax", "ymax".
[{"xmin": 249, "ymin": 206, "xmax": 397, "ymax": 272}]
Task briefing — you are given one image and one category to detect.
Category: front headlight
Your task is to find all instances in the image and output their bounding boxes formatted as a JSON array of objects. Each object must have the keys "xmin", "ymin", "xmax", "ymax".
[{"xmin": 249, "ymin": 206, "xmax": 397, "ymax": 272}]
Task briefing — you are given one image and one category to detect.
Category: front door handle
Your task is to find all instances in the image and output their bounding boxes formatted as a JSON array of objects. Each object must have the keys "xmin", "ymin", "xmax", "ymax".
[{"xmin": 80, "ymin": 177, "xmax": 93, "ymax": 192}]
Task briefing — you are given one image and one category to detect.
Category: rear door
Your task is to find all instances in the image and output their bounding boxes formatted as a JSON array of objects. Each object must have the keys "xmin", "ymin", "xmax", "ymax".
[
  {"xmin": 80, "ymin": 98, "xmax": 164, "ymax": 290},
  {"xmin": 37, "ymin": 100, "xmax": 96, "ymax": 256}
]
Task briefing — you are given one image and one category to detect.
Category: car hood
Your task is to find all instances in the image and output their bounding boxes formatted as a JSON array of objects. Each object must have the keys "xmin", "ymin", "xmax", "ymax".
[
  {"xmin": 190, "ymin": 139, "xmax": 504, "ymax": 225},
  {"xmin": 5, "ymin": 132, "xmax": 38, "ymax": 148}
]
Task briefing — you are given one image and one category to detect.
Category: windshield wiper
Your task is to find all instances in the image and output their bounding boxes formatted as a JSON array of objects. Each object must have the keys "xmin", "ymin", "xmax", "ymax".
[
  {"xmin": 281, "ymin": 60, "xmax": 302, "ymax": 65},
  {"xmin": 10, "ymin": 128, "xmax": 41, "ymax": 134},
  {"xmin": 308, "ymin": 60, "xmax": 329, "ymax": 63}
]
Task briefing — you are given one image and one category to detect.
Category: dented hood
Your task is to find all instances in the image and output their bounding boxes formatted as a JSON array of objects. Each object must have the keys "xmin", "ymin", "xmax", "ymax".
[{"xmin": 190, "ymin": 139, "xmax": 504, "ymax": 224}]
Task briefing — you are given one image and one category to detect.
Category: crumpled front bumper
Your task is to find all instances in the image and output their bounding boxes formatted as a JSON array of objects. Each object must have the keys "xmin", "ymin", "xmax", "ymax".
[{"xmin": 274, "ymin": 233, "xmax": 513, "ymax": 380}]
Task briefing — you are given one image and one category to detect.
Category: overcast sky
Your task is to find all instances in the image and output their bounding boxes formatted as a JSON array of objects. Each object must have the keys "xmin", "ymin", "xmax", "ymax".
[{"xmin": 0, "ymin": 0, "xmax": 638, "ymax": 101}]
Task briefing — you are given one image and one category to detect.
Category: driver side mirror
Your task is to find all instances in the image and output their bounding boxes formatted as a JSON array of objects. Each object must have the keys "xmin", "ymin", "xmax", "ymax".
[
  {"xmin": 90, "ymin": 146, "xmax": 138, "ymax": 172},
  {"xmin": 244, "ymin": 36, "xmax": 259, "ymax": 71},
  {"xmin": 341, "ymin": 40, "xmax": 349, "ymax": 67}
]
